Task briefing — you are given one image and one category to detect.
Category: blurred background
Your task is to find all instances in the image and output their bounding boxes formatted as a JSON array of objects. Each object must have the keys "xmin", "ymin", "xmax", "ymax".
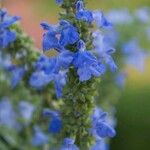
[{"xmin": 2, "ymin": 0, "xmax": 150, "ymax": 150}]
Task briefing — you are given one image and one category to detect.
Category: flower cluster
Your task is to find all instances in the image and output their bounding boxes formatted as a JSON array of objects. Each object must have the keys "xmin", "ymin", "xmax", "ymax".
[{"xmin": 30, "ymin": 0, "xmax": 117, "ymax": 99}]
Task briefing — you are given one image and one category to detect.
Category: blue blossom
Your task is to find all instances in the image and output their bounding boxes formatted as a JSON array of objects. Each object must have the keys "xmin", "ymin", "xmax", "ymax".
[
  {"xmin": 0, "ymin": 9, "xmax": 20, "ymax": 48},
  {"xmin": 0, "ymin": 98, "xmax": 18, "ymax": 129},
  {"xmin": 107, "ymin": 9, "xmax": 133, "ymax": 25},
  {"xmin": 56, "ymin": 0, "xmax": 64, "ymax": 5},
  {"xmin": 18, "ymin": 101, "xmax": 35, "ymax": 122},
  {"xmin": 9, "ymin": 66, "xmax": 25, "ymax": 88},
  {"xmin": 93, "ymin": 31, "xmax": 117, "ymax": 72},
  {"xmin": 92, "ymin": 108, "xmax": 116, "ymax": 138},
  {"xmin": 59, "ymin": 20, "xmax": 80, "ymax": 46},
  {"xmin": 32, "ymin": 126, "xmax": 48, "ymax": 146},
  {"xmin": 40, "ymin": 22, "xmax": 61, "ymax": 52},
  {"xmin": 36, "ymin": 51, "xmax": 73, "ymax": 74},
  {"xmin": 73, "ymin": 40, "xmax": 105, "ymax": 81},
  {"xmin": 91, "ymin": 139, "xmax": 108, "ymax": 150},
  {"xmin": 76, "ymin": 1, "xmax": 93, "ymax": 23},
  {"xmin": 29, "ymin": 71, "xmax": 53, "ymax": 89},
  {"xmin": 135, "ymin": 7, "xmax": 150, "ymax": 23},
  {"xmin": 43, "ymin": 108, "xmax": 62, "ymax": 134},
  {"xmin": 41, "ymin": 20, "xmax": 79, "ymax": 51},
  {"xmin": 122, "ymin": 39, "xmax": 147, "ymax": 72},
  {"xmin": 53, "ymin": 71, "xmax": 67, "ymax": 98},
  {"xmin": 60, "ymin": 138, "xmax": 79, "ymax": 150},
  {"xmin": 115, "ymin": 72, "xmax": 127, "ymax": 88},
  {"xmin": 93, "ymin": 10, "xmax": 112, "ymax": 28}
]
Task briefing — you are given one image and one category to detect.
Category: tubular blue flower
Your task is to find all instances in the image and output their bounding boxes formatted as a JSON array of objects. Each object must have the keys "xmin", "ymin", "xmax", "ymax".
[
  {"xmin": 135, "ymin": 7, "xmax": 150, "ymax": 23},
  {"xmin": 60, "ymin": 138, "xmax": 79, "ymax": 150},
  {"xmin": 56, "ymin": 0, "xmax": 64, "ymax": 5},
  {"xmin": 41, "ymin": 20, "xmax": 79, "ymax": 51},
  {"xmin": 115, "ymin": 72, "xmax": 127, "ymax": 88},
  {"xmin": 92, "ymin": 108, "xmax": 116, "ymax": 138},
  {"xmin": 29, "ymin": 71, "xmax": 53, "ymax": 89},
  {"xmin": 59, "ymin": 20, "xmax": 80, "ymax": 46},
  {"xmin": 41, "ymin": 22, "xmax": 61, "ymax": 52},
  {"xmin": 93, "ymin": 10, "xmax": 112, "ymax": 28},
  {"xmin": 32, "ymin": 126, "xmax": 48, "ymax": 146},
  {"xmin": 53, "ymin": 71, "xmax": 67, "ymax": 98},
  {"xmin": 93, "ymin": 31, "xmax": 117, "ymax": 72},
  {"xmin": 0, "ymin": 9, "xmax": 20, "ymax": 48},
  {"xmin": 73, "ymin": 40, "xmax": 105, "ymax": 81},
  {"xmin": 76, "ymin": 0, "xmax": 84, "ymax": 12},
  {"xmin": 122, "ymin": 39, "xmax": 147, "ymax": 72},
  {"xmin": 10, "ymin": 66, "xmax": 26, "ymax": 88},
  {"xmin": 91, "ymin": 139, "xmax": 108, "ymax": 150},
  {"xmin": 107, "ymin": 9, "xmax": 133, "ymax": 25},
  {"xmin": 75, "ymin": 1, "xmax": 93, "ymax": 23},
  {"xmin": 0, "ymin": 98, "xmax": 18, "ymax": 129},
  {"xmin": 18, "ymin": 101, "xmax": 35, "ymax": 121},
  {"xmin": 43, "ymin": 108, "xmax": 62, "ymax": 134}
]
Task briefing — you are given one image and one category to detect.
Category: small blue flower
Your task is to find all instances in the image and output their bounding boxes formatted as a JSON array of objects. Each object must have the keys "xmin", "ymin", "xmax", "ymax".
[
  {"xmin": 53, "ymin": 71, "xmax": 67, "ymax": 98},
  {"xmin": 19, "ymin": 101, "xmax": 35, "ymax": 121},
  {"xmin": 76, "ymin": 0, "xmax": 84, "ymax": 12},
  {"xmin": 29, "ymin": 71, "xmax": 53, "ymax": 89},
  {"xmin": 135, "ymin": 7, "xmax": 150, "ymax": 23},
  {"xmin": 56, "ymin": 0, "xmax": 64, "ymax": 5},
  {"xmin": 41, "ymin": 22, "xmax": 61, "ymax": 52},
  {"xmin": 92, "ymin": 108, "xmax": 116, "ymax": 138},
  {"xmin": 91, "ymin": 139, "xmax": 108, "ymax": 150},
  {"xmin": 92, "ymin": 10, "xmax": 112, "ymax": 28},
  {"xmin": 75, "ymin": 1, "xmax": 93, "ymax": 23},
  {"xmin": 60, "ymin": 138, "xmax": 79, "ymax": 150},
  {"xmin": 0, "ymin": 98, "xmax": 18, "ymax": 129},
  {"xmin": 59, "ymin": 20, "xmax": 80, "ymax": 46},
  {"xmin": 43, "ymin": 108, "xmax": 62, "ymax": 134},
  {"xmin": 93, "ymin": 31, "xmax": 117, "ymax": 72},
  {"xmin": 73, "ymin": 40, "xmax": 105, "ymax": 81},
  {"xmin": 10, "ymin": 66, "xmax": 25, "ymax": 88},
  {"xmin": 122, "ymin": 39, "xmax": 147, "ymax": 72},
  {"xmin": 32, "ymin": 126, "xmax": 48, "ymax": 146},
  {"xmin": 115, "ymin": 72, "xmax": 127, "ymax": 88},
  {"xmin": 0, "ymin": 9, "xmax": 20, "ymax": 48},
  {"xmin": 107, "ymin": 9, "xmax": 133, "ymax": 25}
]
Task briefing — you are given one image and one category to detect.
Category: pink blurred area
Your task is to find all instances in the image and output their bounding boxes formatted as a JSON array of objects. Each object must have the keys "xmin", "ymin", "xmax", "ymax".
[{"xmin": 4, "ymin": 0, "xmax": 43, "ymax": 48}]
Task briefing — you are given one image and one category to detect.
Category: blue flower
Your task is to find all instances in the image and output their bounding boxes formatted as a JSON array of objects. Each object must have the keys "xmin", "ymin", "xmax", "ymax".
[
  {"xmin": 92, "ymin": 10, "xmax": 112, "ymax": 28},
  {"xmin": 107, "ymin": 9, "xmax": 133, "ymax": 25},
  {"xmin": 59, "ymin": 20, "xmax": 80, "ymax": 46},
  {"xmin": 43, "ymin": 108, "xmax": 62, "ymax": 134},
  {"xmin": 122, "ymin": 39, "xmax": 147, "ymax": 72},
  {"xmin": 135, "ymin": 7, "xmax": 150, "ymax": 23},
  {"xmin": 29, "ymin": 71, "xmax": 53, "ymax": 89},
  {"xmin": 91, "ymin": 139, "xmax": 108, "ymax": 150},
  {"xmin": 41, "ymin": 20, "xmax": 79, "ymax": 51},
  {"xmin": 76, "ymin": 1, "xmax": 93, "ymax": 23},
  {"xmin": 9, "ymin": 66, "xmax": 25, "ymax": 88},
  {"xmin": 92, "ymin": 108, "xmax": 116, "ymax": 138},
  {"xmin": 56, "ymin": 0, "xmax": 64, "ymax": 5},
  {"xmin": 60, "ymin": 138, "xmax": 79, "ymax": 150},
  {"xmin": 115, "ymin": 72, "xmax": 127, "ymax": 88},
  {"xmin": 18, "ymin": 101, "xmax": 35, "ymax": 122},
  {"xmin": 73, "ymin": 40, "xmax": 105, "ymax": 81},
  {"xmin": 53, "ymin": 71, "xmax": 67, "ymax": 98},
  {"xmin": 0, "ymin": 9, "xmax": 20, "ymax": 48},
  {"xmin": 32, "ymin": 126, "xmax": 48, "ymax": 146},
  {"xmin": 0, "ymin": 98, "xmax": 18, "ymax": 129},
  {"xmin": 93, "ymin": 31, "xmax": 117, "ymax": 72},
  {"xmin": 40, "ymin": 22, "xmax": 61, "ymax": 52}
]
